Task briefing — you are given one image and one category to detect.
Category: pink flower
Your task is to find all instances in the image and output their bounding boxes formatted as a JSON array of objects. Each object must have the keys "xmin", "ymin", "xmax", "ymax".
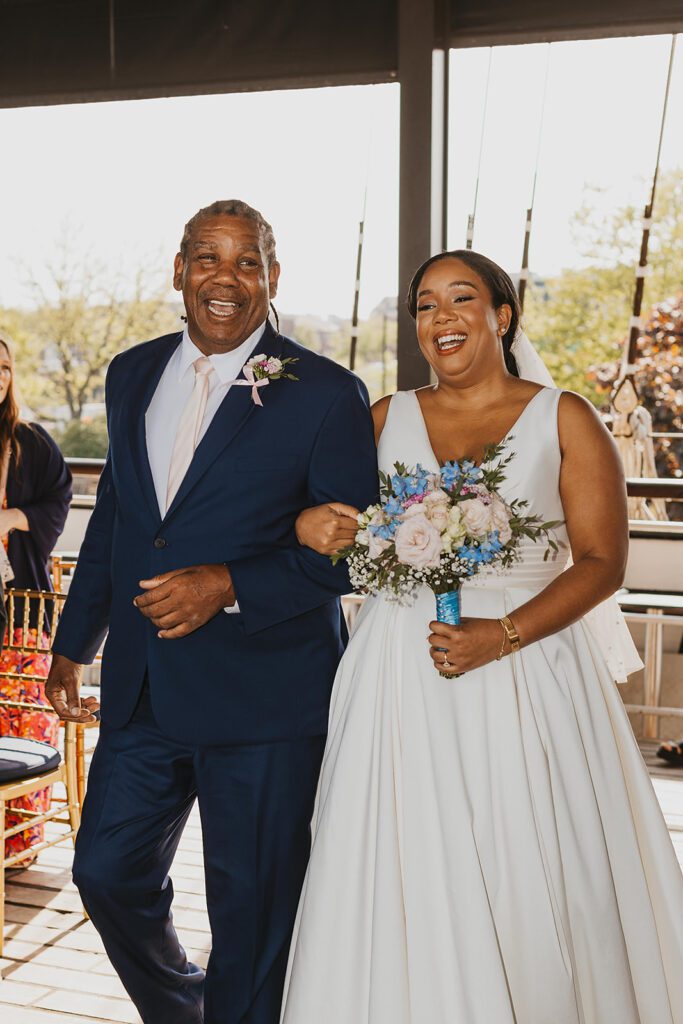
[
  {"xmin": 461, "ymin": 483, "xmax": 492, "ymax": 504},
  {"xmin": 403, "ymin": 493, "xmax": 426, "ymax": 508},
  {"xmin": 394, "ymin": 513, "xmax": 443, "ymax": 569},
  {"xmin": 461, "ymin": 497, "xmax": 494, "ymax": 538}
]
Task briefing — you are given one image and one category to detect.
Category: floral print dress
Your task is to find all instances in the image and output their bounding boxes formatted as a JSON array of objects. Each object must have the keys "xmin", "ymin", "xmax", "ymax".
[
  {"xmin": 0, "ymin": 423, "xmax": 72, "ymax": 860},
  {"xmin": 0, "ymin": 624, "xmax": 56, "ymax": 859}
]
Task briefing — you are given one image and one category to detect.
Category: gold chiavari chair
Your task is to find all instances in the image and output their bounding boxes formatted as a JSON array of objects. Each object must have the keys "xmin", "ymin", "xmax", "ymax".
[
  {"xmin": 51, "ymin": 554, "xmax": 98, "ymax": 808},
  {"xmin": 0, "ymin": 588, "xmax": 82, "ymax": 964}
]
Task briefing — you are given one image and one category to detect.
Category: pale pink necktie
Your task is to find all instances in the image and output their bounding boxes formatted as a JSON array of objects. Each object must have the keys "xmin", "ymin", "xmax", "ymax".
[{"xmin": 165, "ymin": 356, "xmax": 215, "ymax": 512}]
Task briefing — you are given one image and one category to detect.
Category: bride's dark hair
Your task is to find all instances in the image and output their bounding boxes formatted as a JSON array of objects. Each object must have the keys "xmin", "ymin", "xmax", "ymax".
[{"xmin": 406, "ymin": 250, "xmax": 521, "ymax": 377}]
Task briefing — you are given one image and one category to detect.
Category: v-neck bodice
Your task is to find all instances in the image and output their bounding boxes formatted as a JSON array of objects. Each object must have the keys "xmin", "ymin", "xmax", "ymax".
[{"xmin": 376, "ymin": 389, "xmax": 570, "ymax": 591}]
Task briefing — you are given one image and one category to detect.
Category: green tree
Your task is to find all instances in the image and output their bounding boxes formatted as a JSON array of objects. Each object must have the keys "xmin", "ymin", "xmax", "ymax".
[
  {"xmin": 2, "ymin": 233, "xmax": 179, "ymax": 422},
  {"xmin": 524, "ymin": 266, "xmax": 633, "ymax": 402},
  {"xmin": 525, "ymin": 168, "xmax": 683, "ymax": 405},
  {"xmin": 57, "ymin": 416, "xmax": 109, "ymax": 458},
  {"xmin": 327, "ymin": 316, "xmax": 398, "ymax": 401}
]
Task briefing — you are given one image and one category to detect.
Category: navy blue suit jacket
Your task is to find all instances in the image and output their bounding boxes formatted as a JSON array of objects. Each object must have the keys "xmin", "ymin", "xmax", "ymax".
[{"xmin": 53, "ymin": 323, "xmax": 378, "ymax": 746}]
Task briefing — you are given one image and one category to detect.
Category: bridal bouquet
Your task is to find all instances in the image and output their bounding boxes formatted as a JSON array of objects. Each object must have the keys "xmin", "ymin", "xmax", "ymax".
[
  {"xmin": 333, "ymin": 442, "xmax": 560, "ymax": 667},
  {"xmin": 334, "ymin": 442, "xmax": 559, "ymax": 598}
]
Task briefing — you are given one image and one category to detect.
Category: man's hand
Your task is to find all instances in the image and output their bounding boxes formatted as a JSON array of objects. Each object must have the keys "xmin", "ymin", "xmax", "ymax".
[
  {"xmin": 295, "ymin": 503, "xmax": 359, "ymax": 555},
  {"xmin": 45, "ymin": 654, "xmax": 100, "ymax": 723},
  {"xmin": 135, "ymin": 564, "xmax": 235, "ymax": 639}
]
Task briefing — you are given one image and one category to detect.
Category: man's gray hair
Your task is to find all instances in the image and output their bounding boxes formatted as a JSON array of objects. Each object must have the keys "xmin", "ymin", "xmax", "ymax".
[{"xmin": 179, "ymin": 200, "xmax": 277, "ymax": 265}]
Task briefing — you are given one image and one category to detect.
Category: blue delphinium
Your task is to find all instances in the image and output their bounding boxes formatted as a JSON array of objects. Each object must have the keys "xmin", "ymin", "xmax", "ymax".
[
  {"xmin": 369, "ymin": 522, "xmax": 396, "ymax": 541},
  {"xmin": 460, "ymin": 459, "xmax": 484, "ymax": 484},
  {"xmin": 442, "ymin": 459, "xmax": 484, "ymax": 491},
  {"xmin": 383, "ymin": 496, "xmax": 404, "ymax": 518},
  {"xmin": 457, "ymin": 543, "xmax": 484, "ymax": 565},
  {"xmin": 440, "ymin": 461, "xmax": 461, "ymax": 491},
  {"xmin": 391, "ymin": 464, "xmax": 431, "ymax": 500},
  {"xmin": 478, "ymin": 531, "xmax": 503, "ymax": 562}
]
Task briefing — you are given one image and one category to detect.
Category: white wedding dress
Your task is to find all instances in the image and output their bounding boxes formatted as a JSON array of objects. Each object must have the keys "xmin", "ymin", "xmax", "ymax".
[{"xmin": 280, "ymin": 387, "xmax": 683, "ymax": 1024}]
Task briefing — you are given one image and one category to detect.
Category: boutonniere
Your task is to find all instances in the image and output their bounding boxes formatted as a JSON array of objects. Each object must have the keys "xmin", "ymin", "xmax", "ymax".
[{"xmin": 231, "ymin": 354, "xmax": 300, "ymax": 407}]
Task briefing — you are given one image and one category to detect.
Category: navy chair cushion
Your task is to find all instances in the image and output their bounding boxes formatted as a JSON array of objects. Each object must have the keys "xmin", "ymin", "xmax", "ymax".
[{"xmin": 0, "ymin": 736, "xmax": 61, "ymax": 784}]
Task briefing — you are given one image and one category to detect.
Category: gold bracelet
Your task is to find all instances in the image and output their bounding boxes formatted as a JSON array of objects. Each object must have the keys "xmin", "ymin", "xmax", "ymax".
[
  {"xmin": 496, "ymin": 620, "xmax": 508, "ymax": 661},
  {"xmin": 499, "ymin": 615, "xmax": 521, "ymax": 653}
]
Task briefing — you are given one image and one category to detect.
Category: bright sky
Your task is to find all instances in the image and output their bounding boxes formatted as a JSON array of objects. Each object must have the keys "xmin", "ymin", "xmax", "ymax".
[{"xmin": 0, "ymin": 33, "xmax": 680, "ymax": 319}]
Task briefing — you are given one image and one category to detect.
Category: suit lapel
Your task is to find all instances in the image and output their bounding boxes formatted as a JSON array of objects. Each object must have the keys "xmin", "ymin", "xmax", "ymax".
[
  {"xmin": 128, "ymin": 333, "xmax": 182, "ymax": 522},
  {"xmin": 163, "ymin": 322, "xmax": 285, "ymax": 522}
]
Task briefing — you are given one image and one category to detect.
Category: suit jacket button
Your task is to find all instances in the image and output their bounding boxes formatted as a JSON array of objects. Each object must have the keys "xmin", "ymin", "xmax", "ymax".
[{"xmin": 154, "ymin": 537, "xmax": 166, "ymax": 549}]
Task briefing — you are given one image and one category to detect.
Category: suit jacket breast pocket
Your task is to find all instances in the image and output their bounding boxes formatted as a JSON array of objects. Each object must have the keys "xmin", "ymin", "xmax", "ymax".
[{"xmin": 235, "ymin": 455, "xmax": 299, "ymax": 474}]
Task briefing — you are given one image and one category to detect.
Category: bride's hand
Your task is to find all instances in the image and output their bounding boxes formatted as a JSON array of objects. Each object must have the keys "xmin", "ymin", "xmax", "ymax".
[
  {"xmin": 427, "ymin": 618, "xmax": 509, "ymax": 675},
  {"xmin": 295, "ymin": 503, "xmax": 360, "ymax": 555}
]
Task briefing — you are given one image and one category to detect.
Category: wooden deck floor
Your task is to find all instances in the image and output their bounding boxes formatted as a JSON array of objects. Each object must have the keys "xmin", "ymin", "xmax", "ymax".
[{"xmin": 2, "ymin": 742, "xmax": 683, "ymax": 1023}]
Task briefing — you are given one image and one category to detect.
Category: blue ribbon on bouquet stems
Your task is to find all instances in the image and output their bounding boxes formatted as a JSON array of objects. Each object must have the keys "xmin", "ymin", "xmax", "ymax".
[{"xmin": 435, "ymin": 589, "xmax": 464, "ymax": 679}]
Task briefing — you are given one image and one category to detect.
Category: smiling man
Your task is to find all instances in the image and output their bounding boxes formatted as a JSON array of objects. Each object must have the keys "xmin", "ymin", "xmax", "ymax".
[{"xmin": 45, "ymin": 200, "xmax": 378, "ymax": 1024}]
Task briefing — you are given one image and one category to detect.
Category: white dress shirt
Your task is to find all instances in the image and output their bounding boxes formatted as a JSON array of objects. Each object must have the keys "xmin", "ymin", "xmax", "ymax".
[{"xmin": 145, "ymin": 320, "xmax": 267, "ymax": 613}]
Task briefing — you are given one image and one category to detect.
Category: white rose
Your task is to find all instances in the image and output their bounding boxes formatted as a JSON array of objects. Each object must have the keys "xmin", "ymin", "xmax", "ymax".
[
  {"xmin": 368, "ymin": 533, "xmax": 392, "ymax": 559},
  {"xmin": 461, "ymin": 497, "xmax": 494, "ymax": 538},
  {"xmin": 358, "ymin": 504, "xmax": 381, "ymax": 528},
  {"xmin": 402, "ymin": 501, "xmax": 427, "ymax": 520},
  {"xmin": 423, "ymin": 489, "xmax": 450, "ymax": 532},
  {"xmin": 355, "ymin": 529, "xmax": 370, "ymax": 547},
  {"xmin": 369, "ymin": 508, "xmax": 386, "ymax": 529},
  {"xmin": 394, "ymin": 512, "xmax": 443, "ymax": 569},
  {"xmin": 446, "ymin": 505, "xmax": 467, "ymax": 544},
  {"xmin": 489, "ymin": 495, "xmax": 512, "ymax": 544}
]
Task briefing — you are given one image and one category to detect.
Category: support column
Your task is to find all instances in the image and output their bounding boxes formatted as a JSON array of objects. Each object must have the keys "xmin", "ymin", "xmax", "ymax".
[{"xmin": 396, "ymin": 0, "xmax": 449, "ymax": 390}]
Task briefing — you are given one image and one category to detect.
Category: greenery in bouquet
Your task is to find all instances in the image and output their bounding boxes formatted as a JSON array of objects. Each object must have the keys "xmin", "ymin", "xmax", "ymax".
[{"xmin": 333, "ymin": 441, "xmax": 562, "ymax": 601}]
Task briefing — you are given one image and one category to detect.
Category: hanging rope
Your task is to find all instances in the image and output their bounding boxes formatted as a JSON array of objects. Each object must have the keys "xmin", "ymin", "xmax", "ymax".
[
  {"xmin": 517, "ymin": 43, "xmax": 551, "ymax": 310},
  {"xmin": 465, "ymin": 48, "xmax": 493, "ymax": 251},
  {"xmin": 616, "ymin": 34, "xmax": 678, "ymax": 387},
  {"xmin": 349, "ymin": 185, "xmax": 367, "ymax": 372},
  {"xmin": 349, "ymin": 99, "xmax": 376, "ymax": 372}
]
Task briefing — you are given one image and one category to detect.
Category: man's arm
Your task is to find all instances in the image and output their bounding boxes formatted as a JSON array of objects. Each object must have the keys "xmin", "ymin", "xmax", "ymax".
[
  {"xmin": 134, "ymin": 375, "xmax": 378, "ymax": 638},
  {"xmin": 52, "ymin": 359, "xmax": 119, "ymax": 665},
  {"xmin": 228, "ymin": 375, "xmax": 378, "ymax": 634},
  {"xmin": 51, "ymin": 452, "xmax": 115, "ymax": 664}
]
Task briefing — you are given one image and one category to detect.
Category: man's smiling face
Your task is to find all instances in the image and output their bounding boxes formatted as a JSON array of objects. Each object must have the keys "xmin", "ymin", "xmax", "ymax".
[{"xmin": 173, "ymin": 214, "xmax": 280, "ymax": 355}]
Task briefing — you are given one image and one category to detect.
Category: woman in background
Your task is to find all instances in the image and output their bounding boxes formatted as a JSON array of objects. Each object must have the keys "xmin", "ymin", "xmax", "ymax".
[{"xmin": 0, "ymin": 333, "xmax": 72, "ymax": 861}]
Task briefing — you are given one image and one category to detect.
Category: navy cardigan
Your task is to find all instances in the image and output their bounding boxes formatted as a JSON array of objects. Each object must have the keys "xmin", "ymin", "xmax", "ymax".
[{"xmin": 6, "ymin": 423, "xmax": 73, "ymax": 593}]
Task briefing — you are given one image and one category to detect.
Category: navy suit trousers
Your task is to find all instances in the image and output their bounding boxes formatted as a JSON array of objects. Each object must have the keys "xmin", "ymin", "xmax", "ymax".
[{"xmin": 73, "ymin": 687, "xmax": 325, "ymax": 1024}]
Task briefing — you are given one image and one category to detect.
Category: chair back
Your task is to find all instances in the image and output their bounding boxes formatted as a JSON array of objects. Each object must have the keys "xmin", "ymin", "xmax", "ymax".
[
  {"xmin": 1, "ymin": 589, "xmax": 66, "ymax": 715},
  {"xmin": 50, "ymin": 555, "xmax": 78, "ymax": 594}
]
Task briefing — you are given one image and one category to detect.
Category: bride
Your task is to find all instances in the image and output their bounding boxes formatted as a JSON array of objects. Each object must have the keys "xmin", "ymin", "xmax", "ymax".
[{"xmin": 280, "ymin": 250, "xmax": 683, "ymax": 1023}]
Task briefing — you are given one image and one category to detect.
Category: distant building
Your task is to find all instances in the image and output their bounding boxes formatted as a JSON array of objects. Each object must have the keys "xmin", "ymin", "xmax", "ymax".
[
  {"xmin": 369, "ymin": 296, "xmax": 398, "ymax": 321},
  {"xmin": 509, "ymin": 271, "xmax": 549, "ymax": 302}
]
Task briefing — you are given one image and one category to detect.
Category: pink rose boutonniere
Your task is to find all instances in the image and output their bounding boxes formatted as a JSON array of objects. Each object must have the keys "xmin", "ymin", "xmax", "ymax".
[{"xmin": 235, "ymin": 354, "xmax": 300, "ymax": 407}]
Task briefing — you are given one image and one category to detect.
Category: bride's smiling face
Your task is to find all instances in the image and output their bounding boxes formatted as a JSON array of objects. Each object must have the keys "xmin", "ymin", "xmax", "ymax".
[{"xmin": 414, "ymin": 258, "xmax": 511, "ymax": 384}]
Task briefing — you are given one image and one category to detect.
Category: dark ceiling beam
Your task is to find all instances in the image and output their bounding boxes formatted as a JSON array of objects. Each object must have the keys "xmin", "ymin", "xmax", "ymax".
[
  {"xmin": 0, "ymin": 70, "xmax": 394, "ymax": 111},
  {"xmin": 0, "ymin": 0, "xmax": 399, "ymax": 108},
  {"xmin": 450, "ymin": 0, "xmax": 683, "ymax": 48}
]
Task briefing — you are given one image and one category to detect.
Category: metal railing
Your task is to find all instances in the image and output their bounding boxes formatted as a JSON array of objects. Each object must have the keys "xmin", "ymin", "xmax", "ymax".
[{"xmin": 65, "ymin": 459, "xmax": 683, "ymax": 498}]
